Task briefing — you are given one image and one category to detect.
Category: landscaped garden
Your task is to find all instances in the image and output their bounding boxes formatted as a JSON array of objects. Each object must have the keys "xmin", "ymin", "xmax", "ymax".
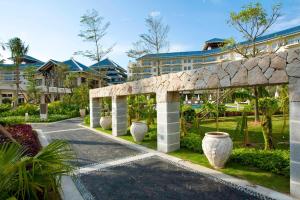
[{"xmin": 88, "ymin": 85, "xmax": 290, "ymax": 193}]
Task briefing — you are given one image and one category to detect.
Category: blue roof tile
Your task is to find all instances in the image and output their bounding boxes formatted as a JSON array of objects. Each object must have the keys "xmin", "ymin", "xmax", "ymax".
[{"xmin": 139, "ymin": 25, "xmax": 300, "ymax": 60}]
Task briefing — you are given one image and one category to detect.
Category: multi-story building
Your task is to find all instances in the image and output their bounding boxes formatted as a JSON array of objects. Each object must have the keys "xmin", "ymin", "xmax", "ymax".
[
  {"xmin": 90, "ymin": 58, "xmax": 127, "ymax": 85},
  {"xmin": 0, "ymin": 56, "xmax": 127, "ymax": 104},
  {"xmin": 128, "ymin": 25, "xmax": 300, "ymax": 79}
]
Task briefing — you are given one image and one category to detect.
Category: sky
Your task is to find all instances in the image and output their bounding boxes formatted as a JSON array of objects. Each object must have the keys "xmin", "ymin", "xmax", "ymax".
[{"xmin": 0, "ymin": 0, "xmax": 300, "ymax": 69}]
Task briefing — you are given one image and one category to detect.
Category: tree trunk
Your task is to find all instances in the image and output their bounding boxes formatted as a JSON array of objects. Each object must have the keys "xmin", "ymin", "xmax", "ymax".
[
  {"xmin": 254, "ymin": 86, "xmax": 260, "ymax": 122},
  {"xmin": 261, "ymin": 116, "xmax": 274, "ymax": 150},
  {"xmin": 15, "ymin": 64, "xmax": 20, "ymax": 107},
  {"xmin": 0, "ymin": 125, "xmax": 17, "ymax": 143}
]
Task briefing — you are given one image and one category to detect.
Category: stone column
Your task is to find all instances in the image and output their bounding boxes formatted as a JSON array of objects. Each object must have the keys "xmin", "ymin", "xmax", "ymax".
[
  {"xmin": 50, "ymin": 94, "xmax": 55, "ymax": 102},
  {"xmin": 156, "ymin": 91, "xmax": 180, "ymax": 153},
  {"xmin": 112, "ymin": 95, "xmax": 127, "ymax": 136},
  {"xmin": 287, "ymin": 49, "xmax": 300, "ymax": 199},
  {"xmin": 90, "ymin": 97, "xmax": 101, "ymax": 128},
  {"xmin": 40, "ymin": 94, "xmax": 46, "ymax": 104}
]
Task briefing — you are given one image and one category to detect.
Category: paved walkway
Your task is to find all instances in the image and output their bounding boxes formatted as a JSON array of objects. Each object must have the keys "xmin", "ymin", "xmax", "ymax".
[{"xmin": 31, "ymin": 118, "xmax": 280, "ymax": 200}]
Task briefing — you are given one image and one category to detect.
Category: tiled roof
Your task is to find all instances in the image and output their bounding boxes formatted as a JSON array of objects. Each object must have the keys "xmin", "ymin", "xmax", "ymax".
[
  {"xmin": 205, "ymin": 38, "xmax": 225, "ymax": 43},
  {"xmin": 138, "ymin": 25, "xmax": 300, "ymax": 60},
  {"xmin": 90, "ymin": 58, "xmax": 127, "ymax": 73},
  {"xmin": 37, "ymin": 58, "xmax": 98, "ymax": 74},
  {"xmin": 0, "ymin": 62, "xmax": 43, "ymax": 70}
]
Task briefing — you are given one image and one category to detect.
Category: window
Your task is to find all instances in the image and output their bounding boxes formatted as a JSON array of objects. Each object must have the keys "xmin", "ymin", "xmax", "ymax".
[
  {"xmin": 172, "ymin": 59, "xmax": 181, "ymax": 64},
  {"xmin": 162, "ymin": 60, "xmax": 171, "ymax": 65},
  {"xmin": 287, "ymin": 37, "xmax": 300, "ymax": 45},
  {"xmin": 35, "ymin": 79, "xmax": 43, "ymax": 86},
  {"xmin": 184, "ymin": 59, "xmax": 191, "ymax": 63},
  {"xmin": 142, "ymin": 61, "xmax": 151, "ymax": 66},
  {"xmin": 187, "ymin": 66, "xmax": 191, "ymax": 70},
  {"xmin": 204, "ymin": 57, "xmax": 216, "ymax": 62},
  {"xmin": 153, "ymin": 68, "xmax": 156, "ymax": 72},
  {"xmin": 143, "ymin": 68, "xmax": 151, "ymax": 73},
  {"xmin": 184, "ymin": 66, "xmax": 187, "ymax": 70},
  {"xmin": 193, "ymin": 58, "xmax": 203, "ymax": 63}
]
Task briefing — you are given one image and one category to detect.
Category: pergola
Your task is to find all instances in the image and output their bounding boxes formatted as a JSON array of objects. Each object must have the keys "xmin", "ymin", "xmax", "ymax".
[{"xmin": 90, "ymin": 48, "xmax": 300, "ymax": 198}]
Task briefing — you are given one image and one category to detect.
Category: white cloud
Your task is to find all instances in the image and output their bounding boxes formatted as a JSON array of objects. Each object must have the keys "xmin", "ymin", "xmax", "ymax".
[
  {"xmin": 270, "ymin": 16, "xmax": 300, "ymax": 32},
  {"xmin": 169, "ymin": 43, "xmax": 191, "ymax": 52},
  {"xmin": 149, "ymin": 11, "xmax": 161, "ymax": 17}
]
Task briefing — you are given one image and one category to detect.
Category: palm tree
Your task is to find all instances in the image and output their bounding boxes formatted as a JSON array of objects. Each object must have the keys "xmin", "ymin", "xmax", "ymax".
[
  {"xmin": 0, "ymin": 140, "xmax": 75, "ymax": 200},
  {"xmin": 7, "ymin": 37, "xmax": 29, "ymax": 107}
]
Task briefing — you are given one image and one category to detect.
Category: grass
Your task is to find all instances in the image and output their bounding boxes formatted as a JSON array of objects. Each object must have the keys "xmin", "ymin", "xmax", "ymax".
[
  {"xmin": 169, "ymin": 149, "xmax": 289, "ymax": 193},
  {"xmin": 195, "ymin": 115, "xmax": 289, "ymax": 149}
]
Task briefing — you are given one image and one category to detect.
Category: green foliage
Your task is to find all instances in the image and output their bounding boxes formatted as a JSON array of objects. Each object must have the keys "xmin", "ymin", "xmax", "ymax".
[
  {"xmin": 232, "ymin": 88, "xmax": 252, "ymax": 102},
  {"xmin": 181, "ymin": 105, "xmax": 195, "ymax": 123},
  {"xmin": 84, "ymin": 114, "xmax": 90, "ymax": 125},
  {"xmin": 2, "ymin": 98, "xmax": 12, "ymax": 104},
  {"xmin": 0, "ymin": 103, "xmax": 11, "ymax": 113},
  {"xmin": 101, "ymin": 98, "xmax": 111, "ymax": 117},
  {"xmin": 180, "ymin": 133, "xmax": 203, "ymax": 153},
  {"xmin": 24, "ymin": 66, "xmax": 41, "ymax": 103},
  {"xmin": 200, "ymin": 102, "xmax": 226, "ymax": 118},
  {"xmin": 48, "ymin": 101, "xmax": 79, "ymax": 117},
  {"xmin": 0, "ymin": 104, "xmax": 39, "ymax": 117},
  {"xmin": 73, "ymin": 83, "xmax": 89, "ymax": 109},
  {"xmin": 0, "ymin": 115, "xmax": 74, "ymax": 125},
  {"xmin": 230, "ymin": 148, "xmax": 289, "ymax": 177},
  {"xmin": 0, "ymin": 140, "xmax": 75, "ymax": 200},
  {"xmin": 259, "ymin": 97, "xmax": 278, "ymax": 116},
  {"xmin": 227, "ymin": 2, "xmax": 281, "ymax": 58}
]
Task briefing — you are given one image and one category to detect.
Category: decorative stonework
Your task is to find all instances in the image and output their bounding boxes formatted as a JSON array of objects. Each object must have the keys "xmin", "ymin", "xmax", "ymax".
[{"xmin": 90, "ymin": 49, "xmax": 299, "ymax": 98}]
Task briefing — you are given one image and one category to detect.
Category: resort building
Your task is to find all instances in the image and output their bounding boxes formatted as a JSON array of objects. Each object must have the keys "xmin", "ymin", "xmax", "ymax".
[
  {"xmin": 0, "ymin": 56, "xmax": 127, "ymax": 104},
  {"xmin": 128, "ymin": 25, "xmax": 300, "ymax": 79},
  {"xmin": 90, "ymin": 58, "xmax": 127, "ymax": 85}
]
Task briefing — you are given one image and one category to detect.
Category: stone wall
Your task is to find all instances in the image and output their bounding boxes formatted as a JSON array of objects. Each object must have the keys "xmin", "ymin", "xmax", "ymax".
[{"xmin": 90, "ymin": 49, "xmax": 300, "ymax": 98}]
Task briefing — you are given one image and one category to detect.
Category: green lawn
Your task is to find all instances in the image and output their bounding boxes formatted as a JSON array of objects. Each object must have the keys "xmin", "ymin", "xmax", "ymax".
[
  {"xmin": 169, "ymin": 149, "xmax": 289, "ymax": 193},
  {"xmin": 90, "ymin": 115, "xmax": 290, "ymax": 193}
]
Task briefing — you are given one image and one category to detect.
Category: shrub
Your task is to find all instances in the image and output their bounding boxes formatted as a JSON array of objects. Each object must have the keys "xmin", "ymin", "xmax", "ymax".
[
  {"xmin": 0, "ymin": 116, "xmax": 25, "ymax": 126},
  {"xmin": 0, "ymin": 104, "xmax": 11, "ymax": 113},
  {"xmin": 182, "ymin": 105, "xmax": 195, "ymax": 123},
  {"xmin": 0, "ymin": 104, "xmax": 39, "ymax": 117},
  {"xmin": 181, "ymin": 133, "xmax": 203, "ymax": 153},
  {"xmin": 84, "ymin": 115, "xmax": 90, "ymax": 125},
  {"xmin": 48, "ymin": 101, "xmax": 79, "ymax": 117},
  {"xmin": 2, "ymin": 98, "xmax": 11, "ymax": 104},
  {"xmin": 230, "ymin": 148, "xmax": 289, "ymax": 177}
]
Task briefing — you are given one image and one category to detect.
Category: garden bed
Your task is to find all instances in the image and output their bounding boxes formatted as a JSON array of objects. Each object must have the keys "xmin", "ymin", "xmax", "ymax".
[{"xmin": 0, "ymin": 124, "xmax": 41, "ymax": 156}]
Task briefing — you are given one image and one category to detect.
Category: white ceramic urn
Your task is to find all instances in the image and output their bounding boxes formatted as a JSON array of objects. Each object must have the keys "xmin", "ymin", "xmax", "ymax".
[
  {"xmin": 130, "ymin": 122, "xmax": 148, "ymax": 142},
  {"xmin": 202, "ymin": 132, "xmax": 233, "ymax": 169},
  {"xmin": 100, "ymin": 116, "xmax": 112, "ymax": 130},
  {"xmin": 79, "ymin": 109, "xmax": 86, "ymax": 118}
]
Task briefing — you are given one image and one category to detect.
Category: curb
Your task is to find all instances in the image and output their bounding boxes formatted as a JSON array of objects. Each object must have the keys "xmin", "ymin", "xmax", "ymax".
[{"xmin": 35, "ymin": 129, "xmax": 84, "ymax": 200}]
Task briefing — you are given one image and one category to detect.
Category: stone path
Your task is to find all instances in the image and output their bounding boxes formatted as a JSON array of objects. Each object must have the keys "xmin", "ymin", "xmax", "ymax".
[{"xmin": 31, "ymin": 118, "xmax": 277, "ymax": 200}]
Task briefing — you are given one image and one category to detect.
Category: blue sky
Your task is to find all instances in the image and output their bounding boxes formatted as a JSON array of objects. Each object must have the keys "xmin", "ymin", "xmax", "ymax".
[{"xmin": 0, "ymin": 0, "xmax": 300, "ymax": 69}]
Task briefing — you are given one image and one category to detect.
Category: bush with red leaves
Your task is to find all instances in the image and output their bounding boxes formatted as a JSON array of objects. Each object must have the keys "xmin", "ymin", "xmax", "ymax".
[{"xmin": 0, "ymin": 124, "xmax": 41, "ymax": 156}]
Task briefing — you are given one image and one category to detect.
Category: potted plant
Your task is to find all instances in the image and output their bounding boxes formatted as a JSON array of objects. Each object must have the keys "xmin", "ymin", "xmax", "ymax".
[
  {"xmin": 202, "ymin": 89, "xmax": 232, "ymax": 169},
  {"xmin": 130, "ymin": 95, "xmax": 148, "ymax": 142},
  {"xmin": 100, "ymin": 99, "xmax": 112, "ymax": 130}
]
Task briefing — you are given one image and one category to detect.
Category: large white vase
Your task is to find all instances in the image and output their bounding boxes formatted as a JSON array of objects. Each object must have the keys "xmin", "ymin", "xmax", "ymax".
[
  {"xmin": 202, "ymin": 132, "xmax": 233, "ymax": 169},
  {"xmin": 100, "ymin": 116, "xmax": 112, "ymax": 130},
  {"xmin": 79, "ymin": 109, "xmax": 86, "ymax": 118},
  {"xmin": 130, "ymin": 122, "xmax": 148, "ymax": 142}
]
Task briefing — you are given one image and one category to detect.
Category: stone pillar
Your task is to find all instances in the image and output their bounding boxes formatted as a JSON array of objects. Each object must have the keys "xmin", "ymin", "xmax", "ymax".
[
  {"xmin": 156, "ymin": 91, "xmax": 180, "ymax": 153},
  {"xmin": 289, "ymin": 77, "xmax": 300, "ymax": 198},
  {"xmin": 287, "ymin": 49, "xmax": 300, "ymax": 199},
  {"xmin": 90, "ymin": 97, "xmax": 101, "ymax": 128},
  {"xmin": 112, "ymin": 95, "xmax": 127, "ymax": 136},
  {"xmin": 77, "ymin": 77, "xmax": 82, "ymax": 86}
]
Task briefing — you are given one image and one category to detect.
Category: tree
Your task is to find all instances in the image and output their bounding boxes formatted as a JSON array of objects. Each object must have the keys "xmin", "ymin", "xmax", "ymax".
[
  {"xmin": 75, "ymin": 9, "xmax": 114, "ymax": 87},
  {"xmin": 7, "ymin": 37, "xmax": 29, "ymax": 107},
  {"xmin": 73, "ymin": 83, "xmax": 89, "ymax": 109},
  {"xmin": 128, "ymin": 15, "xmax": 170, "ymax": 76},
  {"xmin": 227, "ymin": 2, "xmax": 281, "ymax": 122},
  {"xmin": 259, "ymin": 97, "xmax": 278, "ymax": 150},
  {"xmin": 24, "ymin": 66, "xmax": 41, "ymax": 104}
]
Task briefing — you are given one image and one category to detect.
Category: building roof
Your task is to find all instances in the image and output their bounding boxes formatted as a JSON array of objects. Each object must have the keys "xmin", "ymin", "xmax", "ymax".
[
  {"xmin": 138, "ymin": 25, "xmax": 300, "ymax": 60},
  {"xmin": 90, "ymin": 58, "xmax": 127, "ymax": 73},
  {"xmin": 205, "ymin": 38, "xmax": 225, "ymax": 43},
  {"xmin": 8, "ymin": 55, "xmax": 44, "ymax": 64},
  {"xmin": 0, "ymin": 62, "xmax": 43, "ymax": 70},
  {"xmin": 37, "ymin": 58, "xmax": 98, "ymax": 74}
]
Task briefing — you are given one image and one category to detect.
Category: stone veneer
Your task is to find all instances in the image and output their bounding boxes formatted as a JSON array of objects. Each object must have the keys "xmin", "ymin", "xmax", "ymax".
[{"xmin": 90, "ymin": 48, "xmax": 300, "ymax": 198}]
